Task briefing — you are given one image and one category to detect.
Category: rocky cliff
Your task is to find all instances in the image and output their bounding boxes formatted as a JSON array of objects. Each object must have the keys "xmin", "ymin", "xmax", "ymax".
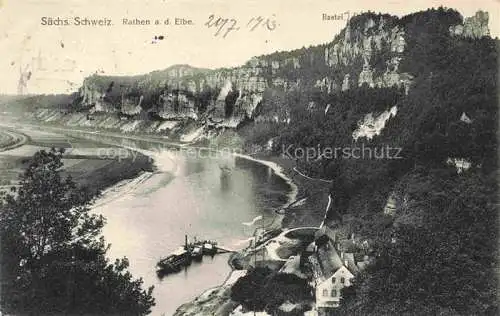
[
  {"xmin": 449, "ymin": 10, "xmax": 490, "ymax": 38},
  {"xmin": 324, "ymin": 14, "xmax": 412, "ymax": 93},
  {"xmin": 75, "ymin": 10, "xmax": 489, "ymax": 134},
  {"xmin": 76, "ymin": 12, "xmax": 444, "ymax": 128}
]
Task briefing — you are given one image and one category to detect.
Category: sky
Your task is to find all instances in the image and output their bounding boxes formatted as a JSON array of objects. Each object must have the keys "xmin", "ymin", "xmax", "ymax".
[{"xmin": 0, "ymin": 0, "xmax": 498, "ymax": 94}]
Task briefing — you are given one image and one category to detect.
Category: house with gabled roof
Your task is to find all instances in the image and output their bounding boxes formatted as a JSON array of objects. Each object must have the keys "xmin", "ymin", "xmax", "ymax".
[
  {"xmin": 305, "ymin": 227, "xmax": 370, "ymax": 314},
  {"xmin": 302, "ymin": 229, "xmax": 357, "ymax": 312},
  {"xmin": 312, "ymin": 240, "xmax": 355, "ymax": 310},
  {"xmin": 316, "ymin": 265, "xmax": 355, "ymax": 309}
]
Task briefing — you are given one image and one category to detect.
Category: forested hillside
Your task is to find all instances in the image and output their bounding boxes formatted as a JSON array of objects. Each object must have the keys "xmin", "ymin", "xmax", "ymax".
[{"xmin": 270, "ymin": 8, "xmax": 498, "ymax": 315}]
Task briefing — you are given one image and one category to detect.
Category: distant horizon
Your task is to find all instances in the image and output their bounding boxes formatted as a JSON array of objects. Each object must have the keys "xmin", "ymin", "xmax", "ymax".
[{"xmin": 0, "ymin": 0, "xmax": 498, "ymax": 94}]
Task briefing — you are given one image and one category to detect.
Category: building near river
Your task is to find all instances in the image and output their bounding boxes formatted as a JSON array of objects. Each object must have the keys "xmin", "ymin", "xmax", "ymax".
[
  {"xmin": 304, "ymin": 226, "xmax": 369, "ymax": 315},
  {"xmin": 310, "ymin": 240, "xmax": 356, "ymax": 310},
  {"xmin": 316, "ymin": 265, "xmax": 354, "ymax": 309}
]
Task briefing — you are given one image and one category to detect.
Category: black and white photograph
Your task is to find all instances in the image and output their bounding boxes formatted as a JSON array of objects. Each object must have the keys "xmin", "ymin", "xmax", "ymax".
[{"xmin": 0, "ymin": 0, "xmax": 498, "ymax": 315}]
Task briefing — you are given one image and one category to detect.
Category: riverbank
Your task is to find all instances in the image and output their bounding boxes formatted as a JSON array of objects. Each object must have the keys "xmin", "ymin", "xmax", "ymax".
[
  {"xmin": 67, "ymin": 153, "xmax": 154, "ymax": 196},
  {"xmin": 0, "ymin": 124, "xmax": 155, "ymax": 195},
  {"xmin": 257, "ymin": 155, "xmax": 332, "ymax": 228}
]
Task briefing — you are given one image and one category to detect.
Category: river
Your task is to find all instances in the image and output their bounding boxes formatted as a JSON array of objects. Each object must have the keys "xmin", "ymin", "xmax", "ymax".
[
  {"xmin": 2, "ymin": 124, "xmax": 294, "ymax": 315},
  {"xmin": 89, "ymin": 140, "xmax": 293, "ymax": 315}
]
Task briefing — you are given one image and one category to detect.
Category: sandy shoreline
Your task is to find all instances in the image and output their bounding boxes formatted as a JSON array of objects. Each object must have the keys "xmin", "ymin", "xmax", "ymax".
[
  {"xmin": 233, "ymin": 153, "xmax": 299, "ymax": 209},
  {"xmin": 91, "ymin": 171, "xmax": 155, "ymax": 208}
]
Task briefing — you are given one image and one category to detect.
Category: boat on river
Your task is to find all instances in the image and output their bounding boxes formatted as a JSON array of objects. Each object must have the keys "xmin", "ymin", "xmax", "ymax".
[
  {"xmin": 156, "ymin": 247, "xmax": 191, "ymax": 274},
  {"xmin": 156, "ymin": 237, "xmax": 220, "ymax": 276}
]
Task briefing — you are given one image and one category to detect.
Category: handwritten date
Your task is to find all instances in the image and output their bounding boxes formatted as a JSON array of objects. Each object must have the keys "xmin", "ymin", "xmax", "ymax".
[{"xmin": 205, "ymin": 14, "xmax": 277, "ymax": 38}]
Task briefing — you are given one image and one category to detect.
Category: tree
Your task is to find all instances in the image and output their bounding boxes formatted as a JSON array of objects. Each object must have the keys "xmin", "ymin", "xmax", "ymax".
[
  {"xmin": 0, "ymin": 148, "xmax": 155, "ymax": 315},
  {"xmin": 231, "ymin": 267, "xmax": 312, "ymax": 314}
]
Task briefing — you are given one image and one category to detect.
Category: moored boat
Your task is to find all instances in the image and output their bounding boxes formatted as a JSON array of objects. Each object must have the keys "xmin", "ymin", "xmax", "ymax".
[
  {"xmin": 156, "ymin": 247, "xmax": 191, "ymax": 274},
  {"xmin": 156, "ymin": 237, "xmax": 221, "ymax": 277}
]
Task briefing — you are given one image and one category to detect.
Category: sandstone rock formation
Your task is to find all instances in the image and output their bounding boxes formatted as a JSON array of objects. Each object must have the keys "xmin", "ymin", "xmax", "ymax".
[
  {"xmin": 449, "ymin": 10, "xmax": 490, "ymax": 39},
  {"xmin": 352, "ymin": 105, "xmax": 398, "ymax": 141},
  {"xmin": 79, "ymin": 12, "xmax": 419, "ymax": 126},
  {"xmin": 324, "ymin": 15, "xmax": 412, "ymax": 93}
]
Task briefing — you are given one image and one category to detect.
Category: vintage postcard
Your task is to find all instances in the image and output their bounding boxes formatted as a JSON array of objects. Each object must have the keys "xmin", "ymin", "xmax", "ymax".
[{"xmin": 0, "ymin": 0, "xmax": 498, "ymax": 315}]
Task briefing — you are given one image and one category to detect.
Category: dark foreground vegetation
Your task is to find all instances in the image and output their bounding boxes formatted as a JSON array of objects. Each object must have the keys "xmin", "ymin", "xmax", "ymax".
[{"xmin": 0, "ymin": 148, "xmax": 155, "ymax": 315}]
